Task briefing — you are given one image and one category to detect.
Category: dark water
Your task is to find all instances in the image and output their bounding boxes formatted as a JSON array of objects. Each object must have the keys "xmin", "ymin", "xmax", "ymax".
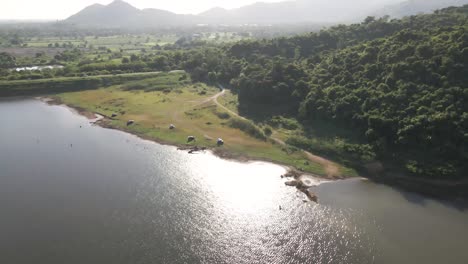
[{"xmin": 1, "ymin": 99, "xmax": 467, "ymax": 264}]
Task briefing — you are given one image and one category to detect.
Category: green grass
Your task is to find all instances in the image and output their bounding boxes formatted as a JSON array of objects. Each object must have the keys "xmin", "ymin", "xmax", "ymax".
[
  {"xmin": 56, "ymin": 81, "xmax": 328, "ymax": 176},
  {"xmin": 216, "ymin": 91, "xmax": 359, "ymax": 177},
  {"xmin": 20, "ymin": 33, "xmax": 252, "ymax": 53},
  {"xmin": 0, "ymin": 67, "xmax": 356, "ymax": 177},
  {"xmin": 0, "ymin": 71, "xmax": 167, "ymax": 96},
  {"xmin": 24, "ymin": 35, "xmax": 178, "ymax": 49},
  {"xmin": 121, "ymin": 73, "xmax": 190, "ymax": 92},
  {"xmin": 217, "ymin": 89, "xmax": 239, "ymax": 114}
]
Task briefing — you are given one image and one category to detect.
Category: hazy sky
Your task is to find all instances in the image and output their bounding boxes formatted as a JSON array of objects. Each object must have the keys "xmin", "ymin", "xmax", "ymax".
[{"xmin": 0, "ymin": 0, "xmax": 286, "ymax": 20}]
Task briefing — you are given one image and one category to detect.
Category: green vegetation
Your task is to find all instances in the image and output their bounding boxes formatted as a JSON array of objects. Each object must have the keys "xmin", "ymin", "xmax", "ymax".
[
  {"xmin": 0, "ymin": 72, "xmax": 165, "ymax": 96},
  {"xmin": 227, "ymin": 118, "xmax": 267, "ymax": 141},
  {"xmin": 120, "ymin": 72, "xmax": 189, "ymax": 92},
  {"xmin": 225, "ymin": 6, "xmax": 468, "ymax": 179},
  {"xmin": 0, "ymin": 52, "xmax": 16, "ymax": 68},
  {"xmin": 55, "ymin": 72, "xmax": 329, "ymax": 176},
  {"xmin": 138, "ymin": 5, "xmax": 465, "ymax": 180},
  {"xmin": 0, "ymin": 5, "xmax": 466, "ymax": 181}
]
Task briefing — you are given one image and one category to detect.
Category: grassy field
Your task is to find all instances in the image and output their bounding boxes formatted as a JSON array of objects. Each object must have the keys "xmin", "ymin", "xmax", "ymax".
[
  {"xmin": 24, "ymin": 35, "xmax": 178, "ymax": 49},
  {"xmin": 56, "ymin": 72, "xmax": 333, "ymax": 176},
  {"xmin": 0, "ymin": 71, "xmax": 165, "ymax": 96},
  {"xmin": 21, "ymin": 33, "xmax": 247, "ymax": 52},
  {"xmin": 216, "ymin": 89, "xmax": 359, "ymax": 177}
]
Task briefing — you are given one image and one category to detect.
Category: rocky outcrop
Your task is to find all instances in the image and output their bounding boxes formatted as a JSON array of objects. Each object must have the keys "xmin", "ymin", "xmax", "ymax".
[
  {"xmin": 283, "ymin": 170, "xmax": 319, "ymax": 203},
  {"xmin": 285, "ymin": 180, "xmax": 300, "ymax": 187},
  {"xmin": 302, "ymin": 189, "xmax": 318, "ymax": 203}
]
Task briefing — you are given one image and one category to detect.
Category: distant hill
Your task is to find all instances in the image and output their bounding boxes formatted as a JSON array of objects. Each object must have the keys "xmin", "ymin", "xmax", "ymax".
[
  {"xmin": 65, "ymin": 0, "xmax": 468, "ymax": 28},
  {"xmin": 375, "ymin": 0, "xmax": 468, "ymax": 18},
  {"xmin": 66, "ymin": 0, "xmax": 197, "ymax": 27},
  {"xmin": 199, "ymin": 0, "xmax": 397, "ymax": 24}
]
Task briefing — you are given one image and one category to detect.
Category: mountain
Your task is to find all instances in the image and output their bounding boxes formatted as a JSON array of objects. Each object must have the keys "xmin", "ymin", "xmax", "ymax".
[
  {"xmin": 65, "ymin": 0, "xmax": 467, "ymax": 28},
  {"xmin": 199, "ymin": 0, "xmax": 401, "ymax": 24},
  {"xmin": 375, "ymin": 0, "xmax": 468, "ymax": 18},
  {"xmin": 67, "ymin": 1, "xmax": 138, "ymax": 26},
  {"xmin": 66, "ymin": 0, "xmax": 197, "ymax": 27}
]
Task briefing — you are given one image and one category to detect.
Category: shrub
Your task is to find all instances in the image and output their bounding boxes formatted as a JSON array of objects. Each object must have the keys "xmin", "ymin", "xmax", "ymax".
[
  {"xmin": 228, "ymin": 118, "xmax": 266, "ymax": 140},
  {"xmin": 215, "ymin": 111, "xmax": 231, "ymax": 119},
  {"xmin": 263, "ymin": 126, "xmax": 273, "ymax": 136},
  {"xmin": 268, "ymin": 116, "xmax": 299, "ymax": 130}
]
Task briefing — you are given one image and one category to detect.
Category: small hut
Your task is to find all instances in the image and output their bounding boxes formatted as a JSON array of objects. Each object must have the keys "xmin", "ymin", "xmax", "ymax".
[
  {"xmin": 111, "ymin": 113, "xmax": 118, "ymax": 118},
  {"xmin": 169, "ymin": 124, "xmax": 176, "ymax": 130},
  {"xmin": 187, "ymin": 136, "xmax": 196, "ymax": 143},
  {"xmin": 127, "ymin": 120, "xmax": 135, "ymax": 126},
  {"xmin": 217, "ymin": 138, "xmax": 224, "ymax": 146}
]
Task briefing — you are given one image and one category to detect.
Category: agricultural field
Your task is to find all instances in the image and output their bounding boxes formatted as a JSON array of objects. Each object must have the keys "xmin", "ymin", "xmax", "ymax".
[
  {"xmin": 4, "ymin": 32, "xmax": 250, "ymax": 55},
  {"xmin": 23, "ymin": 34, "xmax": 178, "ymax": 49}
]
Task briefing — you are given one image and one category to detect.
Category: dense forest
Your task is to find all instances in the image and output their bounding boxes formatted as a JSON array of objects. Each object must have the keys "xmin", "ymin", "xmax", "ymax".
[
  {"xmin": 183, "ymin": 5, "xmax": 468, "ymax": 179},
  {"xmin": 1, "ymin": 5, "xmax": 467, "ymax": 179}
]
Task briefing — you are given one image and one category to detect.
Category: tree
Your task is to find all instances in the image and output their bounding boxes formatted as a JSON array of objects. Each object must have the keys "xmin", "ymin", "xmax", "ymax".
[
  {"xmin": 130, "ymin": 54, "xmax": 139, "ymax": 62},
  {"xmin": 208, "ymin": 72, "xmax": 218, "ymax": 84},
  {"xmin": 0, "ymin": 52, "xmax": 16, "ymax": 68}
]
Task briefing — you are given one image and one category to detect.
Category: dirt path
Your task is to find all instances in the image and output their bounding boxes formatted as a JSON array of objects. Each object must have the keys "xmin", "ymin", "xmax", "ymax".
[
  {"xmin": 303, "ymin": 150, "xmax": 341, "ymax": 178},
  {"xmin": 213, "ymin": 88, "xmax": 342, "ymax": 178},
  {"xmin": 270, "ymin": 132, "xmax": 340, "ymax": 178},
  {"xmin": 213, "ymin": 89, "xmax": 248, "ymax": 121}
]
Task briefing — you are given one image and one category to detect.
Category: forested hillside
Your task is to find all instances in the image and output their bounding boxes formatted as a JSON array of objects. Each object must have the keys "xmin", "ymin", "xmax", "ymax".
[
  {"xmin": 1, "ymin": 5, "xmax": 466, "ymax": 180},
  {"xmin": 184, "ymin": 6, "xmax": 468, "ymax": 179}
]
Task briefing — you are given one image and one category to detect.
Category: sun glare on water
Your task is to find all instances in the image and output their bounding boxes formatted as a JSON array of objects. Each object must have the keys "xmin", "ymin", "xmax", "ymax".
[{"xmin": 182, "ymin": 153, "xmax": 289, "ymax": 214}]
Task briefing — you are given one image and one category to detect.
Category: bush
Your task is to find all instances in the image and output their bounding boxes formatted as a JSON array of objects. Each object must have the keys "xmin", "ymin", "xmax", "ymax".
[
  {"xmin": 228, "ymin": 118, "xmax": 266, "ymax": 140},
  {"xmin": 268, "ymin": 116, "xmax": 299, "ymax": 130},
  {"xmin": 215, "ymin": 111, "xmax": 231, "ymax": 119},
  {"xmin": 286, "ymin": 136, "xmax": 376, "ymax": 164},
  {"xmin": 263, "ymin": 126, "xmax": 273, "ymax": 136},
  {"xmin": 120, "ymin": 72, "xmax": 188, "ymax": 92}
]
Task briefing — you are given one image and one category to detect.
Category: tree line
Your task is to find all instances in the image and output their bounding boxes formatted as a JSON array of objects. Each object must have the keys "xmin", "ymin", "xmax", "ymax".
[{"xmin": 1, "ymin": 5, "xmax": 466, "ymax": 179}]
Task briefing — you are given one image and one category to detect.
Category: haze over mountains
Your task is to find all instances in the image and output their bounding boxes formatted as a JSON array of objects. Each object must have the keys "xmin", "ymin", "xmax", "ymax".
[
  {"xmin": 374, "ymin": 0, "xmax": 468, "ymax": 18},
  {"xmin": 65, "ymin": 0, "xmax": 468, "ymax": 27},
  {"xmin": 66, "ymin": 0, "xmax": 197, "ymax": 27}
]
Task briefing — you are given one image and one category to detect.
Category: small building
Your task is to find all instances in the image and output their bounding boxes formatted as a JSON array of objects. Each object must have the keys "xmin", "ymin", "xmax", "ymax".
[
  {"xmin": 111, "ymin": 113, "xmax": 118, "ymax": 118},
  {"xmin": 169, "ymin": 124, "xmax": 175, "ymax": 130},
  {"xmin": 217, "ymin": 138, "xmax": 224, "ymax": 146},
  {"xmin": 127, "ymin": 120, "xmax": 135, "ymax": 126},
  {"xmin": 187, "ymin": 136, "xmax": 196, "ymax": 143}
]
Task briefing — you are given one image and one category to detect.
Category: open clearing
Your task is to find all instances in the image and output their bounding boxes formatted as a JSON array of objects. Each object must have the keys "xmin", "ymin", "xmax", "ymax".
[{"xmin": 56, "ymin": 72, "xmax": 339, "ymax": 176}]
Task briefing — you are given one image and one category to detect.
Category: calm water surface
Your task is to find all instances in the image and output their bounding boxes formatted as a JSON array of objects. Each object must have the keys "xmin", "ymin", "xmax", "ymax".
[{"xmin": 0, "ymin": 99, "xmax": 467, "ymax": 264}]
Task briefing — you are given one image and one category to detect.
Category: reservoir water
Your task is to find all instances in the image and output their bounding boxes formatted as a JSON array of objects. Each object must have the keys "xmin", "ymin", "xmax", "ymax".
[{"xmin": 1, "ymin": 99, "xmax": 467, "ymax": 264}]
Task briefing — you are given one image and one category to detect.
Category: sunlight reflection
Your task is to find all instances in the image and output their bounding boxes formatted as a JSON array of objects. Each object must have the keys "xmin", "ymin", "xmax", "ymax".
[{"xmin": 183, "ymin": 153, "xmax": 287, "ymax": 214}]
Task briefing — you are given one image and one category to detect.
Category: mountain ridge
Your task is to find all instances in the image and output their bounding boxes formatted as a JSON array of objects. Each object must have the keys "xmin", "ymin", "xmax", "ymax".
[
  {"xmin": 65, "ymin": 0, "xmax": 468, "ymax": 27},
  {"xmin": 374, "ymin": 0, "xmax": 468, "ymax": 17}
]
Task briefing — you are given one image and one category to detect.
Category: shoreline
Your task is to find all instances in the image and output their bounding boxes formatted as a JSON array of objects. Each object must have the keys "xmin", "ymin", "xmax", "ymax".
[
  {"xmin": 41, "ymin": 96, "xmax": 331, "ymax": 186},
  {"xmin": 40, "ymin": 97, "xmax": 468, "ymax": 200}
]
